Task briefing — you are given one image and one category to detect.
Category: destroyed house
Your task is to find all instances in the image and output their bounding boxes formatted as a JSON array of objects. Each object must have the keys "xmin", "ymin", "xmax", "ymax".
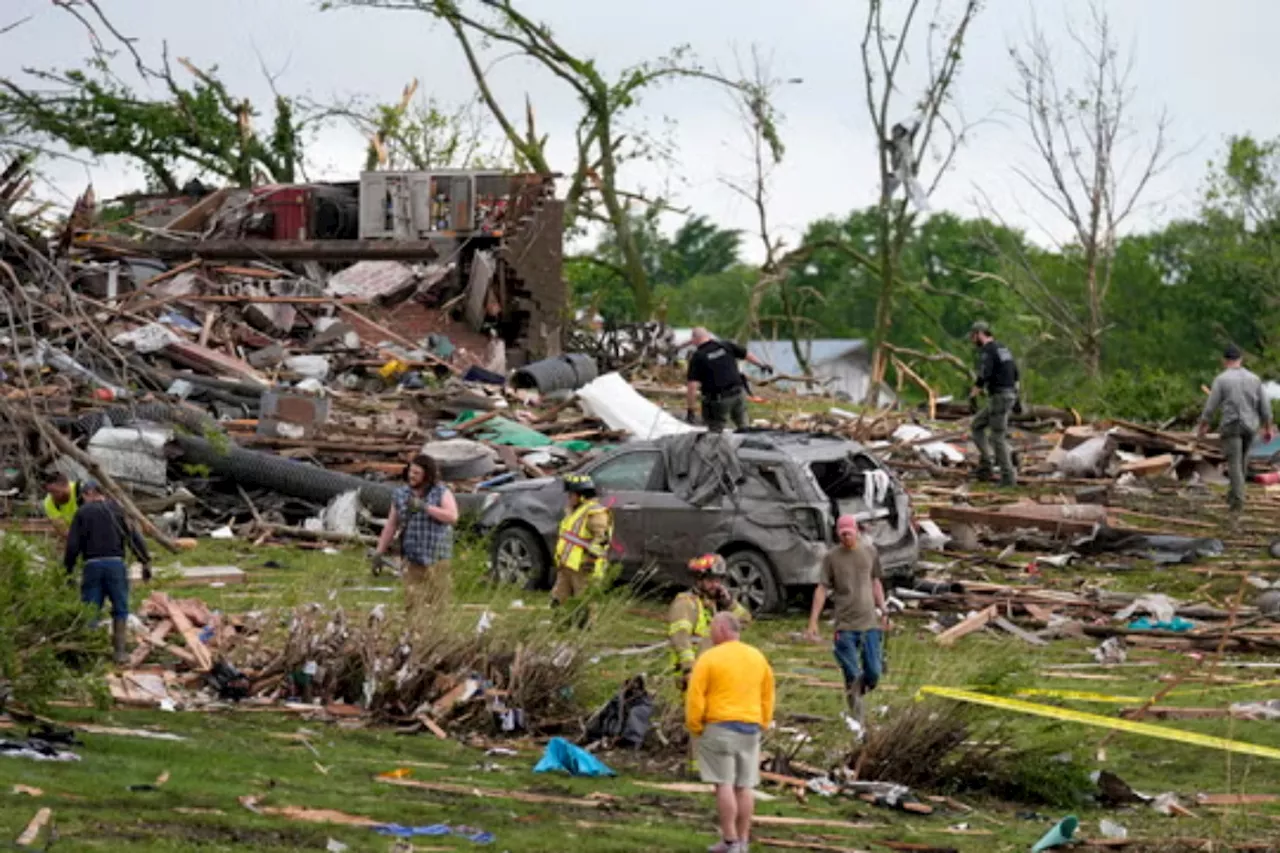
[{"xmin": 91, "ymin": 170, "xmax": 566, "ymax": 364}]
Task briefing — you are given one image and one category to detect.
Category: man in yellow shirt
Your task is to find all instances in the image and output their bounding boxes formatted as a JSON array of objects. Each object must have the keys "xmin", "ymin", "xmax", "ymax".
[
  {"xmin": 42, "ymin": 472, "xmax": 81, "ymax": 539},
  {"xmin": 686, "ymin": 612, "xmax": 775, "ymax": 853}
]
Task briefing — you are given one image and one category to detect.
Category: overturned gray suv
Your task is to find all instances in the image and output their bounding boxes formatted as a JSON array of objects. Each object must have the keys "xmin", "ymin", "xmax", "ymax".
[{"xmin": 477, "ymin": 430, "xmax": 919, "ymax": 612}]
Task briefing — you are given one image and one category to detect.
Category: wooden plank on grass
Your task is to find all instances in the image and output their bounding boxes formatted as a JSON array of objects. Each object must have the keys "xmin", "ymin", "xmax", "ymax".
[
  {"xmin": 1195, "ymin": 793, "xmax": 1280, "ymax": 806},
  {"xmin": 936, "ymin": 605, "xmax": 997, "ymax": 647},
  {"xmin": 755, "ymin": 838, "xmax": 871, "ymax": 853},
  {"xmin": 17, "ymin": 808, "xmax": 51, "ymax": 846},
  {"xmin": 753, "ymin": 816, "xmax": 883, "ymax": 830},
  {"xmin": 375, "ymin": 776, "xmax": 603, "ymax": 808}
]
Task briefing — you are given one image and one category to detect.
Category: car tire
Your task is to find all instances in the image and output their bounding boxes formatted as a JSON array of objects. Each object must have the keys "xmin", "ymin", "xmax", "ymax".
[
  {"xmin": 490, "ymin": 525, "xmax": 549, "ymax": 590},
  {"xmin": 723, "ymin": 549, "xmax": 781, "ymax": 614}
]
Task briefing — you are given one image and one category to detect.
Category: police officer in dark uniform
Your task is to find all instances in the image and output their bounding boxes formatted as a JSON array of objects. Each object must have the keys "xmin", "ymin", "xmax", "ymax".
[
  {"xmin": 685, "ymin": 327, "xmax": 773, "ymax": 432},
  {"xmin": 968, "ymin": 321, "xmax": 1020, "ymax": 486}
]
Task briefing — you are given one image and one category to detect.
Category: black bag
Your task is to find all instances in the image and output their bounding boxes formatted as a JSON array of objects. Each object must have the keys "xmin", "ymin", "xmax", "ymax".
[{"xmin": 583, "ymin": 674, "xmax": 652, "ymax": 749}]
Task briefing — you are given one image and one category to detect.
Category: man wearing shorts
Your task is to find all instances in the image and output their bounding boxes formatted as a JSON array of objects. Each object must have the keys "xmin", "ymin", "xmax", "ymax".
[{"xmin": 685, "ymin": 612, "xmax": 775, "ymax": 853}]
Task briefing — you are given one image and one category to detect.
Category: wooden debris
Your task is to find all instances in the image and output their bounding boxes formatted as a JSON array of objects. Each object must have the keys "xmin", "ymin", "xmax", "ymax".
[
  {"xmin": 16, "ymin": 808, "xmax": 51, "ymax": 846},
  {"xmin": 993, "ymin": 616, "xmax": 1049, "ymax": 646},
  {"xmin": 936, "ymin": 605, "xmax": 998, "ymax": 647},
  {"xmin": 1195, "ymin": 793, "xmax": 1280, "ymax": 806},
  {"xmin": 376, "ymin": 776, "xmax": 604, "ymax": 808},
  {"xmin": 157, "ymin": 593, "xmax": 214, "ymax": 671},
  {"xmin": 755, "ymin": 838, "xmax": 871, "ymax": 853},
  {"xmin": 238, "ymin": 796, "xmax": 378, "ymax": 827}
]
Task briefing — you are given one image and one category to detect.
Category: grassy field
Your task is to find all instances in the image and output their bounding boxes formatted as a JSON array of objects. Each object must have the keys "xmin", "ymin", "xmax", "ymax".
[{"xmin": 4, "ymin": 525, "xmax": 1280, "ymax": 853}]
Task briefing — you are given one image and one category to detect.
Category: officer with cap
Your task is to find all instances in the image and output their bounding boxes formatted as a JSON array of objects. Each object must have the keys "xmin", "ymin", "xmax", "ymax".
[{"xmin": 969, "ymin": 321, "xmax": 1020, "ymax": 486}]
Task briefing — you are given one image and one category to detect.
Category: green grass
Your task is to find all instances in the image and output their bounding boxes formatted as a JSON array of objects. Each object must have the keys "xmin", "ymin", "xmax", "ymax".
[{"xmin": 5, "ymin": 529, "xmax": 1280, "ymax": 852}]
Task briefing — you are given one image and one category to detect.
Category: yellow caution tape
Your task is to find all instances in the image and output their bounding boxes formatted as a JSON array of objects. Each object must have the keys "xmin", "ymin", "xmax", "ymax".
[
  {"xmin": 1015, "ymin": 688, "xmax": 1144, "ymax": 704},
  {"xmin": 1171, "ymin": 677, "xmax": 1280, "ymax": 696},
  {"xmin": 918, "ymin": 686, "xmax": 1280, "ymax": 761}
]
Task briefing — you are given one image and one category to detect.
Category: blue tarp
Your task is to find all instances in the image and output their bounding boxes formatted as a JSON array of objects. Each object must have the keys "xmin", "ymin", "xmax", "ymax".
[
  {"xmin": 533, "ymin": 736, "xmax": 616, "ymax": 777},
  {"xmin": 373, "ymin": 824, "xmax": 494, "ymax": 844}
]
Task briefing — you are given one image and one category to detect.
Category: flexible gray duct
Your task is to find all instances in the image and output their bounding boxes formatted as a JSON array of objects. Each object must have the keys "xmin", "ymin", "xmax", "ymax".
[
  {"xmin": 511, "ymin": 354, "xmax": 599, "ymax": 394},
  {"xmin": 173, "ymin": 434, "xmax": 395, "ymax": 515},
  {"xmin": 74, "ymin": 402, "xmax": 221, "ymax": 439}
]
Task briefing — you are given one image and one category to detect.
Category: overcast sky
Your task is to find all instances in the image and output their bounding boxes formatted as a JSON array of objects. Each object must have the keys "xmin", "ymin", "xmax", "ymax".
[{"xmin": 5, "ymin": 0, "xmax": 1280, "ymax": 255}]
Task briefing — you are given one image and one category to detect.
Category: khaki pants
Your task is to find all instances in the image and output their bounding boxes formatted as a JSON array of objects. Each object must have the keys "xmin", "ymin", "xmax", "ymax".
[
  {"xmin": 405, "ymin": 559, "xmax": 451, "ymax": 608},
  {"xmin": 551, "ymin": 566, "xmax": 593, "ymax": 605}
]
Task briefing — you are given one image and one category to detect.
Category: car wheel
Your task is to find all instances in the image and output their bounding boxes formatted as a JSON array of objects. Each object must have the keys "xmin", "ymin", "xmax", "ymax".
[
  {"xmin": 723, "ymin": 549, "xmax": 781, "ymax": 614},
  {"xmin": 490, "ymin": 525, "xmax": 549, "ymax": 590}
]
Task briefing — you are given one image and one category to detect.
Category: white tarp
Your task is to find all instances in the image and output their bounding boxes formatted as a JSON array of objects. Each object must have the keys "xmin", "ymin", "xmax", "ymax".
[
  {"xmin": 88, "ymin": 425, "xmax": 172, "ymax": 490},
  {"xmin": 892, "ymin": 424, "xmax": 965, "ymax": 464},
  {"xmin": 575, "ymin": 372, "xmax": 698, "ymax": 441}
]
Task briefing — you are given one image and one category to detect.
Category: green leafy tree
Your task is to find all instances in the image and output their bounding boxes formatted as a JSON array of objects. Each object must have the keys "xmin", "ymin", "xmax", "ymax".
[{"xmin": 0, "ymin": 57, "xmax": 307, "ymax": 192}]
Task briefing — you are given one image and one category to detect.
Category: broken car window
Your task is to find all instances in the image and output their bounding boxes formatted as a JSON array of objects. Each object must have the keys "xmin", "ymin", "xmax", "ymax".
[{"xmin": 590, "ymin": 451, "xmax": 664, "ymax": 492}]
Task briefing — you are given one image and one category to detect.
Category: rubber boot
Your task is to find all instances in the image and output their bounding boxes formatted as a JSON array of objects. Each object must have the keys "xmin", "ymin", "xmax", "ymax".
[{"xmin": 112, "ymin": 618, "xmax": 129, "ymax": 666}]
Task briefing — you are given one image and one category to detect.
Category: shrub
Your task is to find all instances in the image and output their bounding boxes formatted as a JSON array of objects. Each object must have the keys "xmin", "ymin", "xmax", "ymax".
[{"xmin": 0, "ymin": 535, "xmax": 108, "ymax": 710}]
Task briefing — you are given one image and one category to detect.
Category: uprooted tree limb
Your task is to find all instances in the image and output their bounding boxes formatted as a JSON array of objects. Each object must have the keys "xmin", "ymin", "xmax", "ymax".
[{"xmin": 860, "ymin": 0, "xmax": 982, "ymax": 406}]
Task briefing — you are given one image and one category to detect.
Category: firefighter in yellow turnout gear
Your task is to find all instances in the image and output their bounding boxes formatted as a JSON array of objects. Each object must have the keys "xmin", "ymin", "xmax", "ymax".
[
  {"xmin": 668, "ymin": 553, "xmax": 753, "ymax": 691},
  {"xmin": 551, "ymin": 473, "xmax": 614, "ymax": 614}
]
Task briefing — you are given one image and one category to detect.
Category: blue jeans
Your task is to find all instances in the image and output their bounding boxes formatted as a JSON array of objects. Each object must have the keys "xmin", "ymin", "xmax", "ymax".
[
  {"xmin": 81, "ymin": 557, "xmax": 130, "ymax": 621},
  {"xmin": 833, "ymin": 629, "xmax": 883, "ymax": 692}
]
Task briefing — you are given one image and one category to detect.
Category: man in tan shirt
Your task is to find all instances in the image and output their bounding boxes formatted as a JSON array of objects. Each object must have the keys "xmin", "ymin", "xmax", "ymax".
[{"xmin": 804, "ymin": 514, "xmax": 888, "ymax": 719}]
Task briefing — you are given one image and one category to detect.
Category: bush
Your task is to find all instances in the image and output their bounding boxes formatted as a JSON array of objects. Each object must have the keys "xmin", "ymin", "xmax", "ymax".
[
  {"xmin": 0, "ymin": 535, "xmax": 108, "ymax": 710},
  {"xmin": 1026, "ymin": 367, "xmax": 1203, "ymax": 424}
]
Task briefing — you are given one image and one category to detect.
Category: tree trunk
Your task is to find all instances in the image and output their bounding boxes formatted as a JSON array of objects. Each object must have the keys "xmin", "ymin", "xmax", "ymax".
[
  {"xmin": 1084, "ymin": 243, "xmax": 1102, "ymax": 378},
  {"xmin": 865, "ymin": 201, "xmax": 896, "ymax": 406},
  {"xmin": 594, "ymin": 108, "xmax": 651, "ymax": 318}
]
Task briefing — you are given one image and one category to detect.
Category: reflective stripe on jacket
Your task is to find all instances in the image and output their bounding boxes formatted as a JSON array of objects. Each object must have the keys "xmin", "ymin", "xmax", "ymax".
[
  {"xmin": 667, "ymin": 589, "xmax": 752, "ymax": 672},
  {"xmin": 554, "ymin": 499, "xmax": 613, "ymax": 578}
]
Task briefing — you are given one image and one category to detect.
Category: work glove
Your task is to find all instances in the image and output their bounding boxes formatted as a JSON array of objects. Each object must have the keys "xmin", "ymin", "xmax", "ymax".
[
  {"xmin": 678, "ymin": 664, "xmax": 693, "ymax": 693},
  {"xmin": 1012, "ymin": 396, "xmax": 1025, "ymax": 415},
  {"xmin": 141, "ymin": 564, "xmax": 153, "ymax": 583},
  {"xmin": 368, "ymin": 550, "xmax": 390, "ymax": 576},
  {"xmin": 968, "ymin": 395, "xmax": 979, "ymax": 414},
  {"xmin": 759, "ymin": 363, "xmax": 775, "ymax": 376},
  {"xmin": 712, "ymin": 583, "xmax": 733, "ymax": 609},
  {"xmin": 685, "ymin": 409, "xmax": 697, "ymax": 424}
]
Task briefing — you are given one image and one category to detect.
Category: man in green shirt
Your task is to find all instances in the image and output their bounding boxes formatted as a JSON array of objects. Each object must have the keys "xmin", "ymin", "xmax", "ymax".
[{"xmin": 804, "ymin": 514, "xmax": 889, "ymax": 721}]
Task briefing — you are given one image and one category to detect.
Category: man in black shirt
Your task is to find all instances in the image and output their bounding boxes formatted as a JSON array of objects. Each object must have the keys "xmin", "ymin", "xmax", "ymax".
[
  {"xmin": 685, "ymin": 328, "xmax": 774, "ymax": 432},
  {"xmin": 64, "ymin": 480, "xmax": 152, "ymax": 664},
  {"xmin": 968, "ymin": 321, "xmax": 1020, "ymax": 486}
]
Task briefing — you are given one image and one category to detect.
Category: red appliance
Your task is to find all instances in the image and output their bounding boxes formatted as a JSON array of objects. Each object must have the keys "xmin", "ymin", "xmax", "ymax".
[{"xmin": 242, "ymin": 185, "xmax": 360, "ymax": 241}]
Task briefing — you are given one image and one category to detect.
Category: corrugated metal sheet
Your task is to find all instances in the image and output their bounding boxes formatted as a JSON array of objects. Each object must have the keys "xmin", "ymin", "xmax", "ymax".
[{"xmin": 325, "ymin": 261, "xmax": 419, "ymax": 300}]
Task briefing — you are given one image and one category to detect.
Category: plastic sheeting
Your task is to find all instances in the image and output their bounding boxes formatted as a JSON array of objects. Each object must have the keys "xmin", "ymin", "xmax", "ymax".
[
  {"xmin": 532, "ymin": 737, "xmax": 616, "ymax": 777},
  {"xmin": 88, "ymin": 425, "xmax": 172, "ymax": 490},
  {"xmin": 576, "ymin": 372, "xmax": 698, "ymax": 440}
]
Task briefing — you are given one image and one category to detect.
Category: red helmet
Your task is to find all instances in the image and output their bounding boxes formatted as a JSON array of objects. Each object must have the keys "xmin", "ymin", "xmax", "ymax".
[{"xmin": 688, "ymin": 553, "xmax": 726, "ymax": 576}]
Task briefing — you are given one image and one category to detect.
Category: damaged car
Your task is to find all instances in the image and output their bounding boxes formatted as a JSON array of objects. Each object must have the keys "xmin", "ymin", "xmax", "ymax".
[{"xmin": 478, "ymin": 430, "xmax": 918, "ymax": 612}]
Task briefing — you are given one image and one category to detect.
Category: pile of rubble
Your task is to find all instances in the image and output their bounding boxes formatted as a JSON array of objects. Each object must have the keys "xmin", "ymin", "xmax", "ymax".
[{"xmin": 109, "ymin": 590, "xmax": 584, "ymax": 736}]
